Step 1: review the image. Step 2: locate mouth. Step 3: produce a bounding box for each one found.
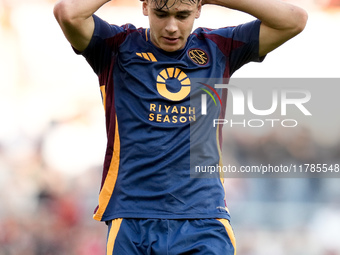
[162,36,180,44]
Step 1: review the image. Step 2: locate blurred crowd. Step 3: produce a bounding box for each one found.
[222,126,340,255]
[1,0,340,254]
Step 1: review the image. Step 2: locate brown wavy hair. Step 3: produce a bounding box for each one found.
[147,0,201,9]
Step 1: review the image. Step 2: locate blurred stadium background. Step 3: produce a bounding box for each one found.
[0,0,340,254]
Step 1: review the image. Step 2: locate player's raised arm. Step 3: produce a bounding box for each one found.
[201,0,308,57]
[53,0,111,52]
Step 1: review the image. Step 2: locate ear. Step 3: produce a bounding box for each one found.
[195,2,202,19]
[142,1,149,16]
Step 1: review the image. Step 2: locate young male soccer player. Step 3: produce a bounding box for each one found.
[54,0,307,254]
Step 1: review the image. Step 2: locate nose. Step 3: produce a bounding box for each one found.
[165,16,178,34]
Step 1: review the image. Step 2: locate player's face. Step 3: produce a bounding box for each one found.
[143,0,201,52]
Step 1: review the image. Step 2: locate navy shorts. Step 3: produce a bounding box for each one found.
[106,218,236,255]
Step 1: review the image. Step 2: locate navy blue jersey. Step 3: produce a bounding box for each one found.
[79,15,263,221]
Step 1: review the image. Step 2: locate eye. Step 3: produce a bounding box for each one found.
[155,12,167,18]
[176,14,189,20]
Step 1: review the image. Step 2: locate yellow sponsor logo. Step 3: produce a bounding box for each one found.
[156,68,191,101]
[149,68,195,124]
[148,103,196,124]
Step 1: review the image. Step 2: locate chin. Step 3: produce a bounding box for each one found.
[161,44,183,53]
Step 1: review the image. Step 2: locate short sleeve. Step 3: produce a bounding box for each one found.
[228,19,265,75]
[75,15,128,75]
[195,19,264,77]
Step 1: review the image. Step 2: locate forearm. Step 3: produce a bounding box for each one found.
[54,0,110,22]
[54,0,111,51]
[202,0,307,31]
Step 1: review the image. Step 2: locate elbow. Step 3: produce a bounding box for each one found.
[53,1,69,24]
[291,8,308,36]
[53,1,79,26]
